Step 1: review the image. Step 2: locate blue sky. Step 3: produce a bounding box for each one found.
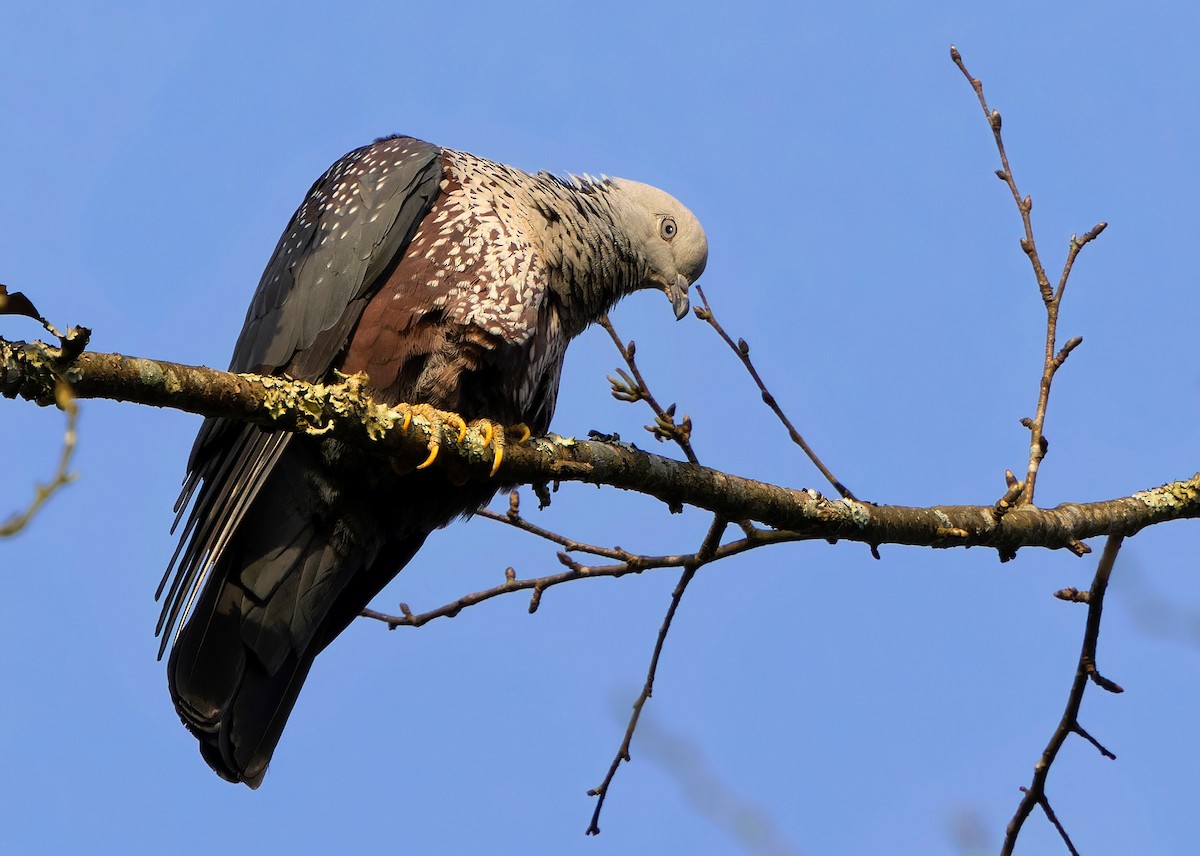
[3,3,1199,854]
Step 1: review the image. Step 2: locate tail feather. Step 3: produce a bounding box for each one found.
[167,438,390,785]
[166,433,495,785]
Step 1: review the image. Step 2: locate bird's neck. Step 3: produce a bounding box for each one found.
[533,178,644,339]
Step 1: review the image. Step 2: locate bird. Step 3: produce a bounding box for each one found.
[156,134,708,787]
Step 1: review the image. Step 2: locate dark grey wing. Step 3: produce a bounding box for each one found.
[155,136,443,654]
[232,135,444,374]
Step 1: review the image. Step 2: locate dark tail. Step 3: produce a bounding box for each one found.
[165,437,427,786]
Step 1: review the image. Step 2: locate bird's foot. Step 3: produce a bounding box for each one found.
[400,403,468,470]
[474,420,532,476]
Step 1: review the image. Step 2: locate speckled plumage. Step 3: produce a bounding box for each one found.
[159,135,707,787]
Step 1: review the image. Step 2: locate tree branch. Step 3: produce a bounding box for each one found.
[4,336,1198,555]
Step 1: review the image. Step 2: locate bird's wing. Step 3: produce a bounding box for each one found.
[232,135,444,375]
[156,136,443,654]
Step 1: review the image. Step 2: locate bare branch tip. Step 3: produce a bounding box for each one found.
[1053,336,1084,369]
[1053,587,1091,603]
[1090,671,1124,694]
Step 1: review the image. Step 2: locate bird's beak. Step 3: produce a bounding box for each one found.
[666,273,690,320]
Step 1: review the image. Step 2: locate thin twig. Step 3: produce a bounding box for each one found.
[1001,534,1124,856]
[1029,790,1081,856]
[587,516,728,835]
[0,381,78,537]
[951,45,1106,507]
[599,316,699,465]
[950,46,1053,303]
[693,286,856,501]
[476,499,635,561]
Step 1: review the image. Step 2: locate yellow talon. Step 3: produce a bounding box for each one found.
[415,407,444,470]
[470,418,503,476]
[416,445,440,469]
[483,422,532,477]
[489,428,505,477]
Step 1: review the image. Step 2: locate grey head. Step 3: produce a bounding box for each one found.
[606,178,708,319]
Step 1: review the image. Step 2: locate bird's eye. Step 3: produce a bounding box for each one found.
[660,217,677,241]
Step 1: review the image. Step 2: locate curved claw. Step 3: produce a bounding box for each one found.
[470,418,504,477]
[415,407,444,470]
[485,422,532,477]
[489,427,506,477]
[416,444,440,470]
[403,404,469,471]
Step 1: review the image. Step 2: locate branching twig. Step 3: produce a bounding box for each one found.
[693,286,856,501]
[1001,534,1124,856]
[951,46,1106,507]
[599,316,699,465]
[597,314,758,822]
[364,489,758,834]
[587,516,728,835]
[360,510,809,629]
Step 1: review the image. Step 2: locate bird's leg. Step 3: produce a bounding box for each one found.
[473,420,532,476]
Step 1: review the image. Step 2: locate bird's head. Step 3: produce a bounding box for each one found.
[607,178,708,319]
